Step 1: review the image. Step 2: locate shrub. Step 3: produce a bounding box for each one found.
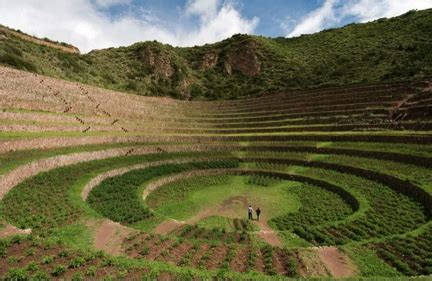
[32,270,49,279]
[26,261,39,272]
[6,268,28,280]
[85,266,97,277]
[51,265,67,277]
[72,272,84,281]
[69,256,86,268]
[0,52,37,72]
[41,255,54,264]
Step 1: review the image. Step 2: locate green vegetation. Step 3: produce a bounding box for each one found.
[1,9,432,99]
[343,245,401,277]
[370,225,432,276]
[197,216,257,232]
[0,151,232,230]
[147,176,299,222]
[146,175,231,211]
[0,16,431,278]
[88,160,239,224]
[0,234,278,280]
[270,182,354,230]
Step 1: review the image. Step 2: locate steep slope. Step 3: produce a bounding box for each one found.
[0,9,431,100]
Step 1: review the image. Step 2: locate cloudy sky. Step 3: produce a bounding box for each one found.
[0,0,431,53]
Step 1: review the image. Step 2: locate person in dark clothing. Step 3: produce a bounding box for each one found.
[256,207,261,221]
[248,205,253,220]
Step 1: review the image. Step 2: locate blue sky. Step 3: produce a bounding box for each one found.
[103,0,319,37]
[0,0,431,52]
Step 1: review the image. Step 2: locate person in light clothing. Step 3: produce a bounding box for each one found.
[248,205,253,220]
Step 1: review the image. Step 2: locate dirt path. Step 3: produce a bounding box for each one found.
[253,218,282,247]
[154,219,185,234]
[316,246,357,278]
[90,219,135,256]
[0,223,31,238]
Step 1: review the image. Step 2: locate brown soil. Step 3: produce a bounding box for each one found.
[190,243,210,267]
[254,248,265,273]
[91,219,135,256]
[297,249,330,278]
[316,246,357,278]
[230,246,249,272]
[0,223,31,238]
[169,243,193,265]
[154,220,184,235]
[253,218,282,247]
[205,245,228,270]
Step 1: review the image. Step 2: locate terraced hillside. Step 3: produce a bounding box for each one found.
[0,65,431,280]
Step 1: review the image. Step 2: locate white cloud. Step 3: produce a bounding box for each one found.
[0,0,258,53]
[342,0,432,22]
[288,0,338,38]
[287,0,432,38]
[93,0,132,8]
[185,0,219,22]
[278,15,297,34]
[181,2,259,46]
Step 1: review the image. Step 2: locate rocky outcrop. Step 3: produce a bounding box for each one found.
[224,40,261,76]
[199,39,261,77]
[139,45,174,78]
[201,52,218,70]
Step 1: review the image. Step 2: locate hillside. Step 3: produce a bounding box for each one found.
[0,9,431,100]
[0,65,431,279]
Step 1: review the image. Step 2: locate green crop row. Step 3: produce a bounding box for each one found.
[87,160,239,225]
[0,151,233,231]
[270,182,353,230]
[371,225,432,276]
[247,175,281,187]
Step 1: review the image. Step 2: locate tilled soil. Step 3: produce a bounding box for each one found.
[91,219,135,256]
[316,246,358,278]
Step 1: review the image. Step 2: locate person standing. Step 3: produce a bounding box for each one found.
[248,205,253,220]
[256,207,261,221]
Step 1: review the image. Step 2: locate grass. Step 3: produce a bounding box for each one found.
[148,176,300,222]
[343,245,401,277]
[48,223,94,250]
[196,216,236,231]
[88,160,239,225]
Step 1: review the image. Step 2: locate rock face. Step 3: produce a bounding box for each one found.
[200,39,261,77]
[140,45,174,78]
[225,40,261,76]
[176,78,193,100]
[201,53,218,70]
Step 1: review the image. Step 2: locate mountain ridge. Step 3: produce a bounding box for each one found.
[0,9,431,100]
